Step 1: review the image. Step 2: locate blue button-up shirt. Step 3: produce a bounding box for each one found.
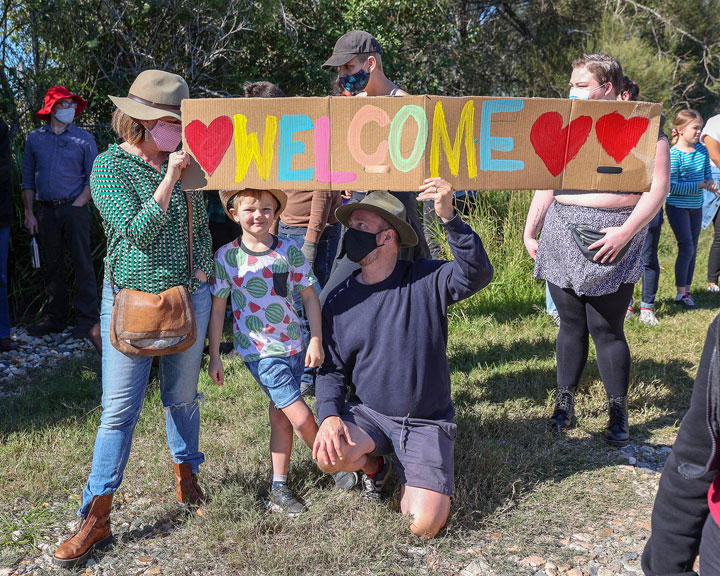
[21,123,98,202]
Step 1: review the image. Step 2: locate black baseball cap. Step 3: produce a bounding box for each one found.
[322,30,382,69]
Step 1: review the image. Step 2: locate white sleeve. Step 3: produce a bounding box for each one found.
[701,115,720,169]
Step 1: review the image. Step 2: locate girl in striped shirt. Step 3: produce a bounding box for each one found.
[666,110,717,309]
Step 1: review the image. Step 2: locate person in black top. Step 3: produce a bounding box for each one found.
[313,178,493,538]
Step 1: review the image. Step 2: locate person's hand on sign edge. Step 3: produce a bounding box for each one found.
[588,226,633,264]
[418,177,455,222]
[312,416,356,467]
[165,150,191,184]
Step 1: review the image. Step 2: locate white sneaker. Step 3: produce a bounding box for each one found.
[639,309,660,326]
[708,284,720,293]
[625,307,635,320]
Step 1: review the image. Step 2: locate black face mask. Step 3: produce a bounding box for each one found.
[341,227,387,263]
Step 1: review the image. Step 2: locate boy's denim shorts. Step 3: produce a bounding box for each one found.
[244,353,304,409]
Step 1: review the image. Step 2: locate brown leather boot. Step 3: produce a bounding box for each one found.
[53,494,113,568]
[174,462,206,507]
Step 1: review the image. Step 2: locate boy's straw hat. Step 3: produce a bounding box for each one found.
[218,189,287,219]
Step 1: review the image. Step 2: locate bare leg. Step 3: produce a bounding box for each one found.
[268,402,293,476]
[280,398,318,449]
[400,485,451,538]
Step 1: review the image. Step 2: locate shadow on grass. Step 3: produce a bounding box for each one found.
[449,331,695,415]
[0,353,102,436]
[448,408,680,535]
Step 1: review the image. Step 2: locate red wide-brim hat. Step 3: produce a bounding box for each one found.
[36,86,86,119]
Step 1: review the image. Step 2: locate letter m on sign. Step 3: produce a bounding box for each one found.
[430,100,477,179]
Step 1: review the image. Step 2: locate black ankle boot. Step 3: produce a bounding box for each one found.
[605,395,629,446]
[549,388,576,431]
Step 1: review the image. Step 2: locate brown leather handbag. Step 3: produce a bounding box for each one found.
[109,192,197,356]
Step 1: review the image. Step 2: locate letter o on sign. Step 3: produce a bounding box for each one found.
[389,105,428,173]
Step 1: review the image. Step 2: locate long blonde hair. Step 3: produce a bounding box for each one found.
[671,109,703,146]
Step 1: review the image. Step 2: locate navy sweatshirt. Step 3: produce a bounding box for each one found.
[315,213,493,424]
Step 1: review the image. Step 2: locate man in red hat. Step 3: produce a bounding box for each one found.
[21,86,99,338]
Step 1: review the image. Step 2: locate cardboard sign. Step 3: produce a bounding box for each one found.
[181,96,662,192]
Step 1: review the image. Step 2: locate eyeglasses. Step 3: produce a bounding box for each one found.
[57,101,78,109]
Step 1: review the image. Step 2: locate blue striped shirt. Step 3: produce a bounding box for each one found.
[667,143,712,209]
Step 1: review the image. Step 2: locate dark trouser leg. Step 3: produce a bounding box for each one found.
[585,283,634,398]
[640,208,663,308]
[37,205,68,325]
[666,204,695,288]
[63,205,99,328]
[710,207,720,283]
[422,200,444,259]
[548,282,589,392]
[687,208,703,287]
[390,192,431,260]
[314,222,340,288]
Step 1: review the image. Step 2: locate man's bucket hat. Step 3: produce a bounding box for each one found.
[36,86,86,120]
[335,191,418,247]
[322,30,382,69]
[109,70,188,122]
[218,189,287,220]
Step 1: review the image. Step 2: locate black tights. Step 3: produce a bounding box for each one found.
[548,282,634,398]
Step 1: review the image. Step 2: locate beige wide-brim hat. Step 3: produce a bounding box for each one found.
[218,189,288,220]
[335,191,418,247]
[109,70,188,121]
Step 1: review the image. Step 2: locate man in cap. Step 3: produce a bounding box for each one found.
[313,177,493,538]
[320,30,433,299]
[21,86,99,339]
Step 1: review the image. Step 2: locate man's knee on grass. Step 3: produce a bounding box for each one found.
[402,488,451,539]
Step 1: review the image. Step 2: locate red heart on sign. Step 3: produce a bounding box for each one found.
[595,112,650,163]
[185,116,233,176]
[530,112,593,177]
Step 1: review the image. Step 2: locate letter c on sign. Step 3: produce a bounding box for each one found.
[347,105,390,168]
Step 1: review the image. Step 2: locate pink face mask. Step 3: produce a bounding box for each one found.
[148,120,182,152]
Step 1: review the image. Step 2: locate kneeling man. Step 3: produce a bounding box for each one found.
[313,179,493,538]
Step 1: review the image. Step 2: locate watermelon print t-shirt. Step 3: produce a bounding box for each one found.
[210,236,316,362]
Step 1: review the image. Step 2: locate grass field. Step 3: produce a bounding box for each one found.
[1,193,717,575]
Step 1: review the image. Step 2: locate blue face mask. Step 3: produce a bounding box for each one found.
[339,68,370,95]
[568,83,606,99]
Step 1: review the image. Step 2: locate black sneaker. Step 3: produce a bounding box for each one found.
[69,325,95,339]
[676,293,698,310]
[27,319,66,337]
[266,485,304,517]
[361,455,393,501]
[332,470,359,490]
[300,382,315,398]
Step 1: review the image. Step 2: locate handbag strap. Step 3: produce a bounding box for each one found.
[186,191,193,285]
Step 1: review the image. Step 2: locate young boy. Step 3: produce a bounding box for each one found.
[208,188,323,516]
